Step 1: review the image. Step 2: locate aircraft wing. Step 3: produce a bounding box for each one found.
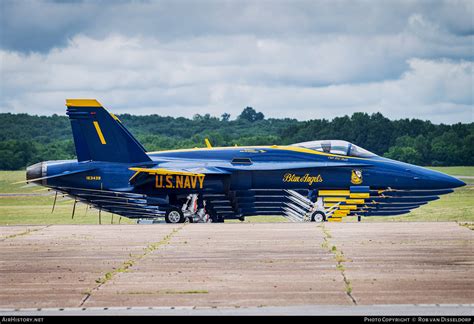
[128,166,231,186]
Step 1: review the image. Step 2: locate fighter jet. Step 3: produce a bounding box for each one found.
[25,99,465,223]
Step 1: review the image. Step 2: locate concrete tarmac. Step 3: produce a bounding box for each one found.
[0,222,472,314]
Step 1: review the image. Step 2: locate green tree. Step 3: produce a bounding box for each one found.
[221,113,231,121]
[238,107,265,122]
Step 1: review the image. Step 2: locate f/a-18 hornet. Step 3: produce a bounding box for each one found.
[26,99,465,223]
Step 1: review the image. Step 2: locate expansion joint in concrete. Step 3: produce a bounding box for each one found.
[79,224,185,307]
[0,225,50,242]
[318,224,357,305]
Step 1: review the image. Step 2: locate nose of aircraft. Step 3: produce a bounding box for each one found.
[415,168,466,189]
[437,173,466,189]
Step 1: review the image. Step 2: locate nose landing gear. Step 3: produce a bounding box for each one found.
[311,211,326,222]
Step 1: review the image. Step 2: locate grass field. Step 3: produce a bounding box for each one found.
[0,171,134,225]
[0,167,473,225]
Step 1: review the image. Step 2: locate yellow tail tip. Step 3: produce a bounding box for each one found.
[66,99,102,107]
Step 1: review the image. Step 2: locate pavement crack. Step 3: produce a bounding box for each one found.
[79,225,185,307]
[318,224,357,305]
[0,225,50,242]
[458,222,474,231]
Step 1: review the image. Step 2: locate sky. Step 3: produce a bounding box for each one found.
[0,0,473,123]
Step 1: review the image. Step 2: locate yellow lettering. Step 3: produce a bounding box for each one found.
[197,175,205,189]
[184,176,191,189]
[153,174,206,190]
[176,176,183,188]
[166,175,173,188]
[190,176,197,189]
[86,176,101,181]
[282,173,323,184]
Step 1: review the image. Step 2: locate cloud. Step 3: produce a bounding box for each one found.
[1,33,472,123]
[0,0,472,123]
[1,0,473,53]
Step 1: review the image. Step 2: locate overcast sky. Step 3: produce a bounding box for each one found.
[0,0,472,123]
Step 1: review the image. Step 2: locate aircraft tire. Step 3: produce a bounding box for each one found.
[165,208,185,223]
[311,211,326,222]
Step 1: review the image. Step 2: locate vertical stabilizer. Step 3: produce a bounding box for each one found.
[66,99,151,163]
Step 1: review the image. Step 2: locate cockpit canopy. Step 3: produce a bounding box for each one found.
[291,140,376,158]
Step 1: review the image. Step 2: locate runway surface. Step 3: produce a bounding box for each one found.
[0,222,472,314]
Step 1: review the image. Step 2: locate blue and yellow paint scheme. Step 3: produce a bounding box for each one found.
[25,99,465,223]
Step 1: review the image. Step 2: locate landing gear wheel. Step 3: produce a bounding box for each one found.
[165,207,185,223]
[311,211,326,222]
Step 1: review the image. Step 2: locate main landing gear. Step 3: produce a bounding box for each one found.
[164,207,185,223]
[165,194,223,223]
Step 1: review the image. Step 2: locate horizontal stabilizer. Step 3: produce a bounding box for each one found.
[23,168,97,184]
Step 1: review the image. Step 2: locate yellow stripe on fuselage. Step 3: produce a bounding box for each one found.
[93,121,106,144]
[148,145,370,160]
[129,167,204,177]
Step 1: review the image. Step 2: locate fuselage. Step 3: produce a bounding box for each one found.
[29,145,465,194]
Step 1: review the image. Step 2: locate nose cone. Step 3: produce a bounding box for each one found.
[438,174,466,189]
[416,168,466,189]
[26,162,45,181]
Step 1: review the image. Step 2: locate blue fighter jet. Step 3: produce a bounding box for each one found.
[25,99,465,223]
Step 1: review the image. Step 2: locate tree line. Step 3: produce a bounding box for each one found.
[0,107,472,170]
